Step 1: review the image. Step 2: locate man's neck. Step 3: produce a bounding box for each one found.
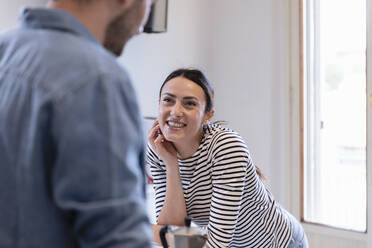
[46,0,110,44]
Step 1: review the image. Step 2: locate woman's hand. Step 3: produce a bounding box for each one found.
[148,120,178,166]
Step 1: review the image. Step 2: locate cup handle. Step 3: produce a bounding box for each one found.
[159,225,169,248]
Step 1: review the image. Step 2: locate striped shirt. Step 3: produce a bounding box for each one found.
[147,124,291,248]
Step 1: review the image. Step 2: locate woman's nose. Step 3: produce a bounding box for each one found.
[170,102,183,117]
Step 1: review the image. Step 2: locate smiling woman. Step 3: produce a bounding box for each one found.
[146,68,308,248]
[156,75,213,157]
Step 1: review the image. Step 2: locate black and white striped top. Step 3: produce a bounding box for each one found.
[147,124,291,248]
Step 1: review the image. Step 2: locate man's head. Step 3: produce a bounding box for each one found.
[49,0,152,56]
[104,0,151,56]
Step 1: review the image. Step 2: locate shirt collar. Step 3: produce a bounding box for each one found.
[19,7,100,45]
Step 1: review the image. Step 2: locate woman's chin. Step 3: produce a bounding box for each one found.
[164,134,183,143]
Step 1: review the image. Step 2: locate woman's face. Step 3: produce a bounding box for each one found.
[158,76,211,144]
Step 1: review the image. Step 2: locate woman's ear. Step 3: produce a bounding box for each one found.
[203,109,215,125]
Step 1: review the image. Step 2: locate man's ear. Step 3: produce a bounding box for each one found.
[203,109,215,125]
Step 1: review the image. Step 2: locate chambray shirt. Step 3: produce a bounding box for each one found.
[0,8,151,248]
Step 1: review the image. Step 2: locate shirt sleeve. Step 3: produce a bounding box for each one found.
[51,73,151,248]
[146,145,166,220]
[207,131,251,248]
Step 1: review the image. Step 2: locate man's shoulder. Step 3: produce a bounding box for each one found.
[0,26,132,103]
[1,25,122,72]
[48,31,123,75]
[39,30,129,93]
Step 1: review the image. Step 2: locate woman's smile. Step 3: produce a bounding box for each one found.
[166,120,187,130]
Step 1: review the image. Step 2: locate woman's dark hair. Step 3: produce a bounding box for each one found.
[159,68,214,113]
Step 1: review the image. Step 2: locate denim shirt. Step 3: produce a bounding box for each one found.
[0,8,151,248]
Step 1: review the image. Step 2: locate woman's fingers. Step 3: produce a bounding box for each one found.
[150,119,159,130]
[148,125,158,140]
[148,122,160,141]
[148,120,176,161]
[148,124,161,150]
[154,132,165,145]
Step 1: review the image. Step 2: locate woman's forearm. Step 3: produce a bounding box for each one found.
[157,162,187,226]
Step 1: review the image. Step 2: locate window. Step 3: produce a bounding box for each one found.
[302,0,367,232]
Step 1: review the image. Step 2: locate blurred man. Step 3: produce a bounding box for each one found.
[0,0,153,247]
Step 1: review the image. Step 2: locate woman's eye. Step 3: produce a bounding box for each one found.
[162,97,172,103]
[185,101,197,107]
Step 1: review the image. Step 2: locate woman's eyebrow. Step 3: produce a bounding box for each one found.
[183,96,199,101]
[161,93,176,97]
[162,93,199,101]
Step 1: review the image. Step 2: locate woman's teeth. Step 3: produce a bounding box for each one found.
[167,121,186,128]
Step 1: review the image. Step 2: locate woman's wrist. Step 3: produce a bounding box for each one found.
[164,159,179,170]
[165,165,180,179]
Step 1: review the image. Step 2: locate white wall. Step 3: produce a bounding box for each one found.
[122,0,292,207]
[0,0,45,32]
[208,0,291,206]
